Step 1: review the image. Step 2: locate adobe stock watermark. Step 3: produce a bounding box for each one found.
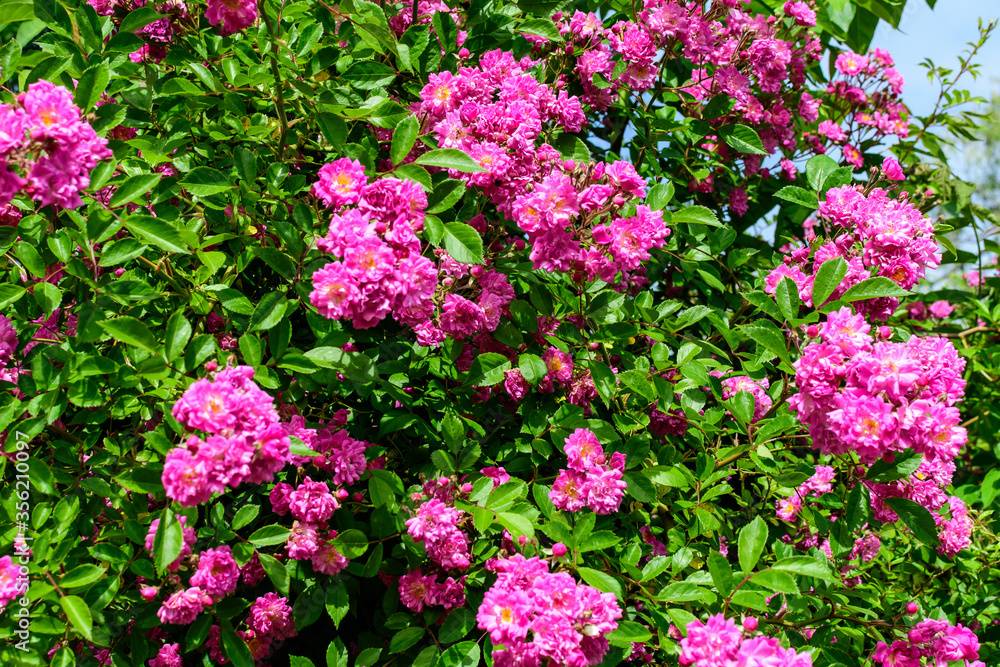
[10,430,33,652]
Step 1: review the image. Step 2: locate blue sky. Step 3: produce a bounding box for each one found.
[872,0,1000,173]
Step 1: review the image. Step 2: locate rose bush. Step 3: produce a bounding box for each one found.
[0,0,998,665]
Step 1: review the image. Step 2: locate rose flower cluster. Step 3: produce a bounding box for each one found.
[477,554,622,666]
[767,185,940,321]
[0,80,111,209]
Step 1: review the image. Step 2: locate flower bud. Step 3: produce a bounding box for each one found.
[470,265,484,278]
[336,488,349,501]
[551,542,567,557]
[905,602,919,615]
[743,616,759,633]
[140,586,159,601]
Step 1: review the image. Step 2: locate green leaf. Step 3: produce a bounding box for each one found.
[707,551,735,595]
[119,6,163,32]
[426,179,466,214]
[738,516,767,574]
[806,154,839,192]
[248,525,292,546]
[232,505,259,530]
[0,39,21,86]
[221,622,255,667]
[74,62,110,113]
[442,222,484,264]
[750,569,798,594]
[332,529,369,559]
[466,352,509,386]
[164,312,192,361]
[742,323,790,364]
[775,186,819,209]
[607,620,653,644]
[884,497,940,546]
[718,124,767,155]
[577,567,624,600]
[771,556,838,582]
[123,215,189,254]
[519,17,562,42]
[774,278,801,321]
[153,509,184,573]
[518,353,547,384]
[647,182,675,210]
[391,115,419,165]
[182,167,232,196]
[618,369,656,401]
[355,648,383,667]
[671,205,721,227]
[0,284,26,308]
[439,607,476,644]
[59,595,93,640]
[99,239,147,267]
[395,163,433,191]
[303,346,376,383]
[496,511,534,540]
[343,61,396,89]
[248,292,288,332]
[415,148,488,173]
[13,241,45,278]
[258,552,290,596]
[866,450,923,483]
[99,317,159,354]
[840,277,909,301]
[811,257,848,307]
[326,582,350,630]
[983,469,1000,508]
[60,564,105,588]
[389,627,425,653]
[436,642,480,667]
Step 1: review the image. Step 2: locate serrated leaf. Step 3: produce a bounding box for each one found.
[840,276,909,301]
[123,215,189,254]
[719,124,767,155]
[518,17,562,41]
[671,205,720,226]
[248,292,287,332]
[738,516,767,574]
[806,154,839,192]
[153,509,183,574]
[99,317,159,354]
[811,256,848,307]
[775,186,819,209]
[389,627,424,653]
[866,450,923,483]
[182,167,232,196]
[390,115,419,165]
[518,353,547,384]
[884,497,940,546]
[248,525,292,546]
[75,62,110,113]
[442,222,484,264]
[415,148,488,173]
[59,596,93,640]
[750,569,798,594]
[343,61,396,89]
